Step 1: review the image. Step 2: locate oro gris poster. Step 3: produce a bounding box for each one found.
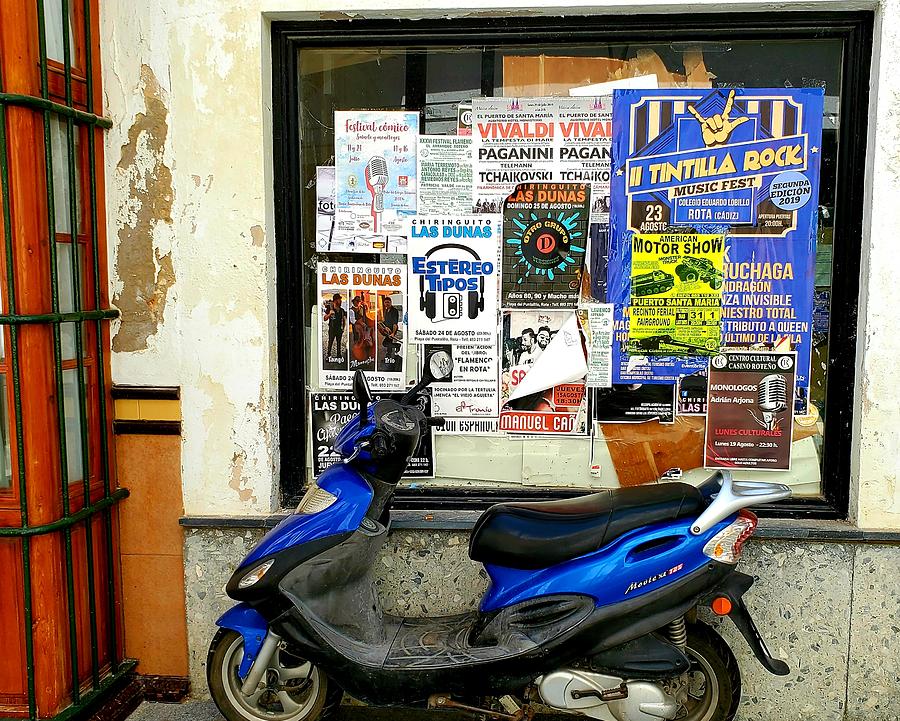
[608,87,823,411]
[704,351,797,471]
[317,262,406,391]
[406,215,501,345]
[502,182,590,309]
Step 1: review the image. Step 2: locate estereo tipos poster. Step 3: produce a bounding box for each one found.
[406,215,501,345]
[705,351,797,471]
[310,391,434,477]
[609,87,823,411]
[317,262,406,390]
[419,344,500,435]
[501,182,590,309]
[627,232,725,355]
[334,111,419,236]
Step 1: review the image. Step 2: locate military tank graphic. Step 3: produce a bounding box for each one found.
[674,256,724,290]
[632,270,675,297]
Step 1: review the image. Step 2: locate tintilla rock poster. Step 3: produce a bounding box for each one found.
[609,88,823,411]
[501,183,590,309]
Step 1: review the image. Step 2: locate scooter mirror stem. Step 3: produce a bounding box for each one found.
[353,370,373,427]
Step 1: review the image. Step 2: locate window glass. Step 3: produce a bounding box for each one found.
[49,117,81,236]
[42,0,76,65]
[62,368,85,485]
[0,375,10,490]
[297,39,843,500]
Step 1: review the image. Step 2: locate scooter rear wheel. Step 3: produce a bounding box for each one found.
[675,623,742,721]
[208,629,343,721]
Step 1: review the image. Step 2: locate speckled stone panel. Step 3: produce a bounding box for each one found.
[185,528,896,719]
[846,545,900,720]
[701,541,853,721]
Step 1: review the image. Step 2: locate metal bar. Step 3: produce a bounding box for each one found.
[0,93,112,128]
[0,308,118,323]
[36,0,81,705]
[61,0,99,688]
[0,489,129,537]
[0,46,38,721]
[82,0,120,671]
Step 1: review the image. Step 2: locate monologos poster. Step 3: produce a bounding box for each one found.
[406,216,501,344]
[705,351,797,471]
[317,262,406,390]
[420,344,500,435]
[334,111,419,236]
[500,310,588,435]
[609,88,823,411]
[417,136,473,215]
[310,392,434,477]
[502,182,590,309]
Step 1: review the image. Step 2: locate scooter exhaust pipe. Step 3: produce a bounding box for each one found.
[240,630,281,696]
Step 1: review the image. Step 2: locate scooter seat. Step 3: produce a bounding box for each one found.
[469,483,703,570]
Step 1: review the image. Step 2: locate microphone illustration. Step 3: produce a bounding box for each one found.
[364,156,389,233]
[753,373,788,430]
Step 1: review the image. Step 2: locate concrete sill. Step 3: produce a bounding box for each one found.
[180,511,900,543]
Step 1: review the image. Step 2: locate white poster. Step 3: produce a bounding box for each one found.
[316,167,405,253]
[417,136,473,215]
[334,111,419,236]
[472,97,558,213]
[555,97,613,224]
[317,262,407,390]
[406,215,501,345]
[578,303,614,387]
[419,344,500,435]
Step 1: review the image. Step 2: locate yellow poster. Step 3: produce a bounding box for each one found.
[627,233,725,355]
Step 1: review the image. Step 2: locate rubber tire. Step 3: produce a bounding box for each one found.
[684,622,742,721]
[207,629,343,721]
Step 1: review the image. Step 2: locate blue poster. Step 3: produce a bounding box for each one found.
[608,88,824,412]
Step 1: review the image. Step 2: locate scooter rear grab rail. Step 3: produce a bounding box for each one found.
[690,470,792,535]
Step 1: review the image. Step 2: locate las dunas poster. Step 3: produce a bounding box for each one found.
[608,87,823,413]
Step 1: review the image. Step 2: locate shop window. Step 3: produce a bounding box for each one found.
[273,14,872,519]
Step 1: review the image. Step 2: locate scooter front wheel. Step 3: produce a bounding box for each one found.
[207,629,342,721]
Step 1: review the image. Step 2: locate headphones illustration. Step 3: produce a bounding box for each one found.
[418,243,486,321]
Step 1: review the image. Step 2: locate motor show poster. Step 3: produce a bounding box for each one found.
[608,88,823,412]
[704,351,797,471]
[417,136,474,215]
[501,182,590,309]
[317,262,406,391]
[406,215,501,344]
[627,233,725,355]
[310,392,434,477]
[334,111,419,236]
[500,310,588,435]
[419,344,500,435]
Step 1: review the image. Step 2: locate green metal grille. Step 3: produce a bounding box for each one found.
[0,1,132,719]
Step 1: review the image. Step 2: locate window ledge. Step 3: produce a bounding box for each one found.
[180,512,900,543]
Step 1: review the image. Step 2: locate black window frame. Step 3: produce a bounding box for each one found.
[272,11,873,520]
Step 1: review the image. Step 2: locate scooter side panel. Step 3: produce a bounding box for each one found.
[240,464,373,569]
[479,514,736,612]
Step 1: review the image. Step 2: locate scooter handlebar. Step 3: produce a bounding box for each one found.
[426,417,446,428]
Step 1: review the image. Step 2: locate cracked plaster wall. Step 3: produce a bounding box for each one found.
[101,0,900,526]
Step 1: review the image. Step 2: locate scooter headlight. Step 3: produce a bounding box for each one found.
[296,483,338,514]
[238,558,275,589]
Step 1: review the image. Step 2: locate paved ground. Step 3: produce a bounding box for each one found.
[129,700,566,720]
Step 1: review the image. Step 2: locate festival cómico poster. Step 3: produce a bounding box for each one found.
[704,351,797,471]
[501,182,590,309]
[406,215,501,345]
[609,88,823,411]
[334,111,419,236]
[317,262,407,391]
[627,232,725,355]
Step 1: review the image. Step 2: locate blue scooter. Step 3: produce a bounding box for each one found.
[208,352,792,721]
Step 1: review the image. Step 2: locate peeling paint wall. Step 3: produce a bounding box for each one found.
[101,0,898,527]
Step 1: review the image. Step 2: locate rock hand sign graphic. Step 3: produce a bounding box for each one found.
[687,89,750,147]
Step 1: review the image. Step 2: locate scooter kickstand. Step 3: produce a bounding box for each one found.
[428,694,534,721]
